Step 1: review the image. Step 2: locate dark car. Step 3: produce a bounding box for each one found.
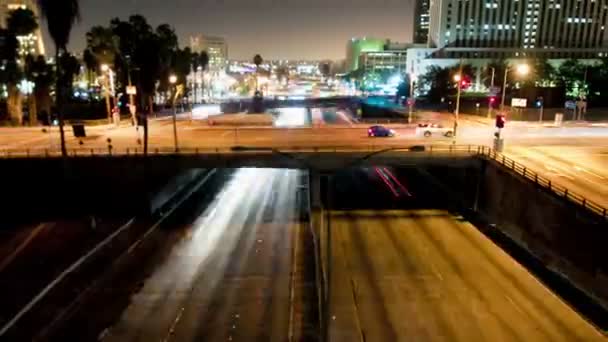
[368,125,395,137]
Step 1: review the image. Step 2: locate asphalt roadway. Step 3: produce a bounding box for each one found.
[325,168,606,342]
[101,168,311,342]
[2,114,607,209]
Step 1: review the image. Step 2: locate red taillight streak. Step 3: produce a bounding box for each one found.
[375,167,399,197]
[383,167,412,196]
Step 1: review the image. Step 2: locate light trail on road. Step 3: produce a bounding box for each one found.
[102,168,306,341]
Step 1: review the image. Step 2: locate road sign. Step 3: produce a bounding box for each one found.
[565,100,576,109]
[489,86,500,95]
[511,98,527,108]
[126,85,137,95]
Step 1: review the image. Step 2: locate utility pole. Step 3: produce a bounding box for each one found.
[500,67,508,112]
[408,74,414,123]
[454,59,463,138]
[487,67,495,118]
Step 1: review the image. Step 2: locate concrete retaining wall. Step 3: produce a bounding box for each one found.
[0,158,204,221]
[478,160,608,308]
[423,159,608,309]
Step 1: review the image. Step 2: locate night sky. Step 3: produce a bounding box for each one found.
[45,0,413,61]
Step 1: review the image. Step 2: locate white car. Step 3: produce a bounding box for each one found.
[418,123,454,138]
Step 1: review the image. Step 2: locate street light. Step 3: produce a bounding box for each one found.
[408,73,416,124]
[453,65,463,138]
[500,63,529,112]
[169,74,179,152]
[100,64,115,124]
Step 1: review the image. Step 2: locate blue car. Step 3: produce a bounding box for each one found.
[368,125,395,137]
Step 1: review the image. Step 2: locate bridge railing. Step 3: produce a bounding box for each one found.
[0,144,482,158]
[1,144,605,219]
[478,146,607,219]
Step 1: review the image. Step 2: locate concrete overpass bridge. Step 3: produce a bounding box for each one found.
[220,96,363,114]
[0,144,482,172]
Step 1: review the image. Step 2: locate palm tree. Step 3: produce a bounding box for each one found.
[36,0,80,157]
[5,8,38,125]
[190,52,200,103]
[25,55,54,125]
[6,8,38,36]
[85,26,117,67]
[253,54,263,91]
[199,51,209,100]
[82,48,97,88]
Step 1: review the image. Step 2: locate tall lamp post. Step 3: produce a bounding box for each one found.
[100,64,115,124]
[169,74,179,152]
[500,63,530,112]
[487,67,495,118]
[408,73,416,124]
[453,73,463,138]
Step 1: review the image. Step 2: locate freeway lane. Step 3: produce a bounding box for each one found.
[3,116,608,152]
[505,146,608,208]
[102,168,310,342]
[326,168,606,341]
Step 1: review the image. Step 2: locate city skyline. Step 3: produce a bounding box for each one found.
[37,0,414,61]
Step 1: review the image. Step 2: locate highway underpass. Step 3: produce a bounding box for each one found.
[0,148,607,341]
[320,168,606,342]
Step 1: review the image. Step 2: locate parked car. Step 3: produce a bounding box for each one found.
[418,123,454,137]
[368,125,395,137]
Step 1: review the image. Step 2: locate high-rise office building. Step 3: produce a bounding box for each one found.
[346,37,387,71]
[0,0,45,56]
[428,0,608,58]
[190,35,228,71]
[413,0,431,44]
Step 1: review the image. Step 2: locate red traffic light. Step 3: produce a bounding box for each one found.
[489,96,496,103]
[495,114,506,128]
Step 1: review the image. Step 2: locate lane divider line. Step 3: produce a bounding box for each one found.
[0,169,217,338]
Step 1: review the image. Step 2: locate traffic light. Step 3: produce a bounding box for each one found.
[495,114,506,129]
[489,96,496,106]
[535,96,544,108]
[459,79,470,89]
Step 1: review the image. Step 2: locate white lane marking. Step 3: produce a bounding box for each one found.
[162,307,185,342]
[505,294,525,316]
[544,165,575,180]
[0,223,51,273]
[573,165,607,180]
[0,218,135,337]
[429,262,444,281]
[288,223,299,342]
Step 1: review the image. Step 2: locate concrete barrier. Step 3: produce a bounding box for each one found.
[422,159,608,312]
[478,160,608,309]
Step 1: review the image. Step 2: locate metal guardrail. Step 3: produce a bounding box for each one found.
[477,146,608,220]
[0,144,482,158]
[1,144,605,219]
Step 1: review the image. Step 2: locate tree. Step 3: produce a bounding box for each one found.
[82,48,97,87]
[6,8,38,36]
[557,59,586,98]
[253,54,263,91]
[156,24,178,93]
[85,25,117,67]
[198,51,209,99]
[24,54,54,125]
[57,53,80,99]
[529,58,557,87]
[319,62,331,79]
[4,8,39,124]
[36,0,81,157]
[419,64,474,102]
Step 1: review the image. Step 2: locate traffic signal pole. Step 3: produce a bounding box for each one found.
[454,59,463,138]
[487,67,495,118]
